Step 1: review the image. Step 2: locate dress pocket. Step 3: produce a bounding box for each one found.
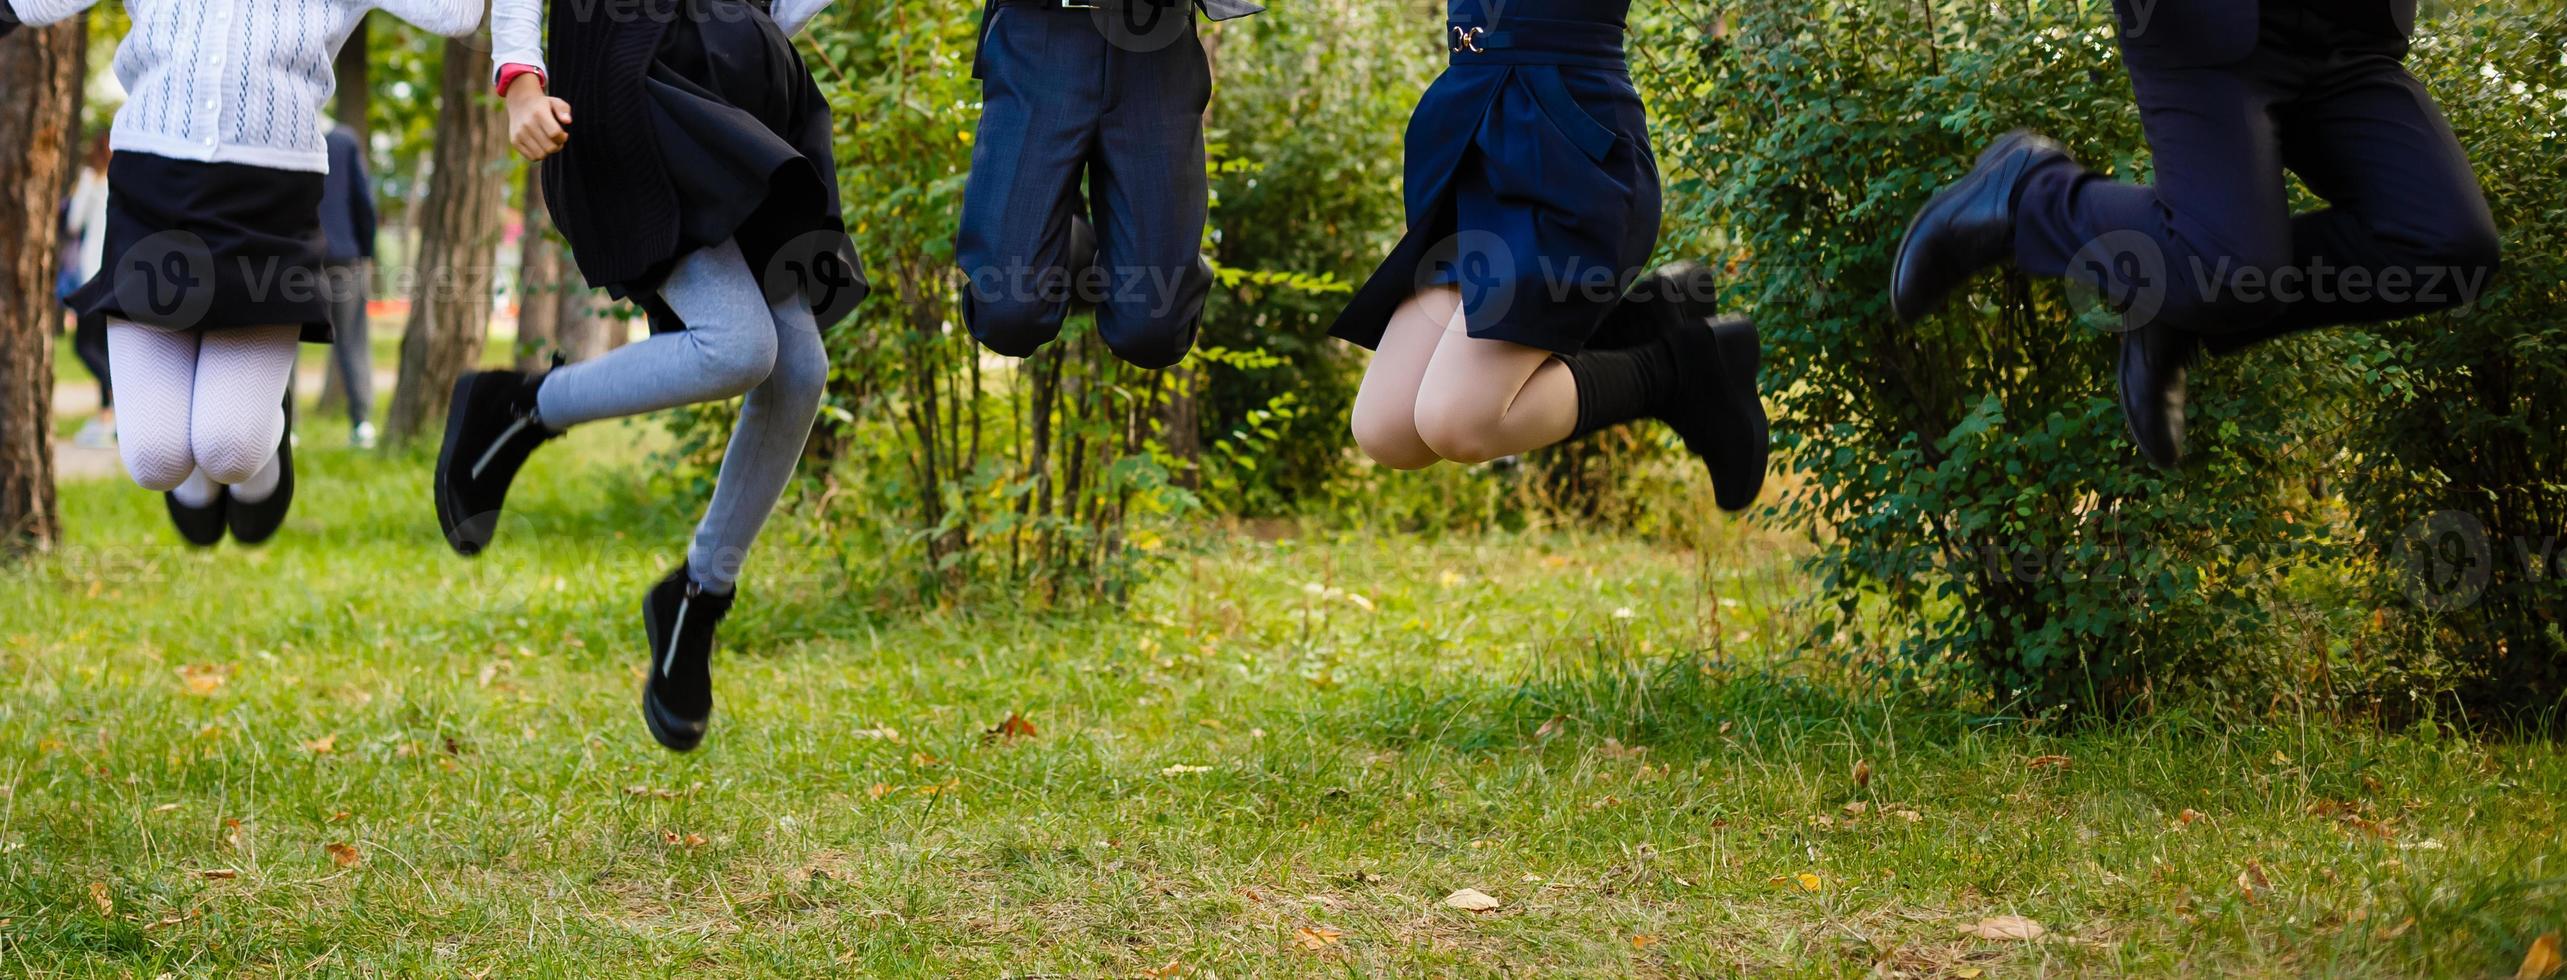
[1524,67,1620,164]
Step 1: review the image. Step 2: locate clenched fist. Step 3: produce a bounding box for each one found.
[504,74,574,161]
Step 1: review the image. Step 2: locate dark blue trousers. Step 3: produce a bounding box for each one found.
[2014,4,2498,355]
[956,2,1217,370]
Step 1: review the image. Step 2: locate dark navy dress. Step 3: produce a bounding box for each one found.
[1330,0,1661,356]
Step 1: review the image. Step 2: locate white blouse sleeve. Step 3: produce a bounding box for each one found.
[770,0,832,37]
[487,0,548,83]
[371,0,486,38]
[5,0,104,27]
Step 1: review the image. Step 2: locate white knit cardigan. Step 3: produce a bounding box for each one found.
[4,0,485,173]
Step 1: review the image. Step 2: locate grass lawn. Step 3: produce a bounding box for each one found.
[1,431,2562,976]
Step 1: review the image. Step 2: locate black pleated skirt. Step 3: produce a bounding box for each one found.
[71,152,333,343]
[548,0,866,333]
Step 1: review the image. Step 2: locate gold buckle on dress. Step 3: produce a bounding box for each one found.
[1451,26,1486,54]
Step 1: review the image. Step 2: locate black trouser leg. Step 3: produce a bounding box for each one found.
[72,309,112,409]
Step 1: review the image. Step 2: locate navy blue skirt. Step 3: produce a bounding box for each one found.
[1330,1,1660,355]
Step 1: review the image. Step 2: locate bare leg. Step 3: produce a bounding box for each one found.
[1348,287,1459,470]
[1412,312,1578,465]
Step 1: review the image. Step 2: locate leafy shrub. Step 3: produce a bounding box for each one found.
[2347,4,2567,724]
[1685,2,2366,714]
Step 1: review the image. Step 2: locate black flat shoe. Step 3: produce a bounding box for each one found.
[225,425,295,546]
[641,564,733,753]
[1891,130,2071,324]
[164,490,226,548]
[1663,316,1771,512]
[1589,262,1723,351]
[2119,325,2198,470]
[434,369,558,556]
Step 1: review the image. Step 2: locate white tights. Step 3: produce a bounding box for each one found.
[106,321,298,500]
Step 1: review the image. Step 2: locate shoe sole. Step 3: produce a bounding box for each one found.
[1891,131,2043,324]
[433,373,488,557]
[1710,317,1770,513]
[639,594,707,753]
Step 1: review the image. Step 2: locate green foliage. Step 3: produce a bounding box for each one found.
[1685,2,2361,714]
[1196,0,1440,512]
[2346,4,2567,722]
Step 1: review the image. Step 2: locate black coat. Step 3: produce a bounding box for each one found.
[2110,0,2417,67]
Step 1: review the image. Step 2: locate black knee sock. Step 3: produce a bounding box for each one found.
[1563,339,1679,439]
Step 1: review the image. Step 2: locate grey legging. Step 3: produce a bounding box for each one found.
[535,239,827,593]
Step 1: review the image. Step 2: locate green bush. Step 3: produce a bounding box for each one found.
[1686,2,2364,714]
[2348,4,2567,723]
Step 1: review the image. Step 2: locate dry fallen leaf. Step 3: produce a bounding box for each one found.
[1444,888,1502,912]
[176,664,231,697]
[1961,915,2046,941]
[985,712,1038,742]
[1598,738,1648,760]
[1141,960,1184,979]
[1853,759,1872,788]
[1630,934,1658,949]
[325,842,362,868]
[2238,859,2273,905]
[1894,809,1923,823]
[1162,764,1214,776]
[1534,715,1569,742]
[1769,873,1823,893]
[2520,933,2563,980]
[852,725,901,741]
[2026,755,2072,771]
[2178,808,2205,826]
[1843,801,1870,816]
[866,783,896,800]
[88,882,112,917]
[196,869,238,880]
[1295,925,1345,949]
[303,733,338,755]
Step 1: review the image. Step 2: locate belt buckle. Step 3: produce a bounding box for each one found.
[1060,0,1103,8]
[1451,25,1486,54]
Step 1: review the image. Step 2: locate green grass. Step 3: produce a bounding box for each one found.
[1,434,2562,976]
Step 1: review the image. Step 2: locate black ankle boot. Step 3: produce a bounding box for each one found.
[435,369,559,556]
[1661,316,1772,512]
[165,490,226,548]
[1588,262,1723,351]
[226,409,296,546]
[641,564,733,753]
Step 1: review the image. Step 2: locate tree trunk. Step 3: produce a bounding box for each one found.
[0,21,81,558]
[386,28,504,447]
[319,16,372,415]
[513,165,561,372]
[334,14,371,145]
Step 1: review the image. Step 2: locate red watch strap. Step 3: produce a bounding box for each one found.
[495,64,548,98]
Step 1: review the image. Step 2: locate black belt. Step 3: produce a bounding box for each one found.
[1445,19,1627,70]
